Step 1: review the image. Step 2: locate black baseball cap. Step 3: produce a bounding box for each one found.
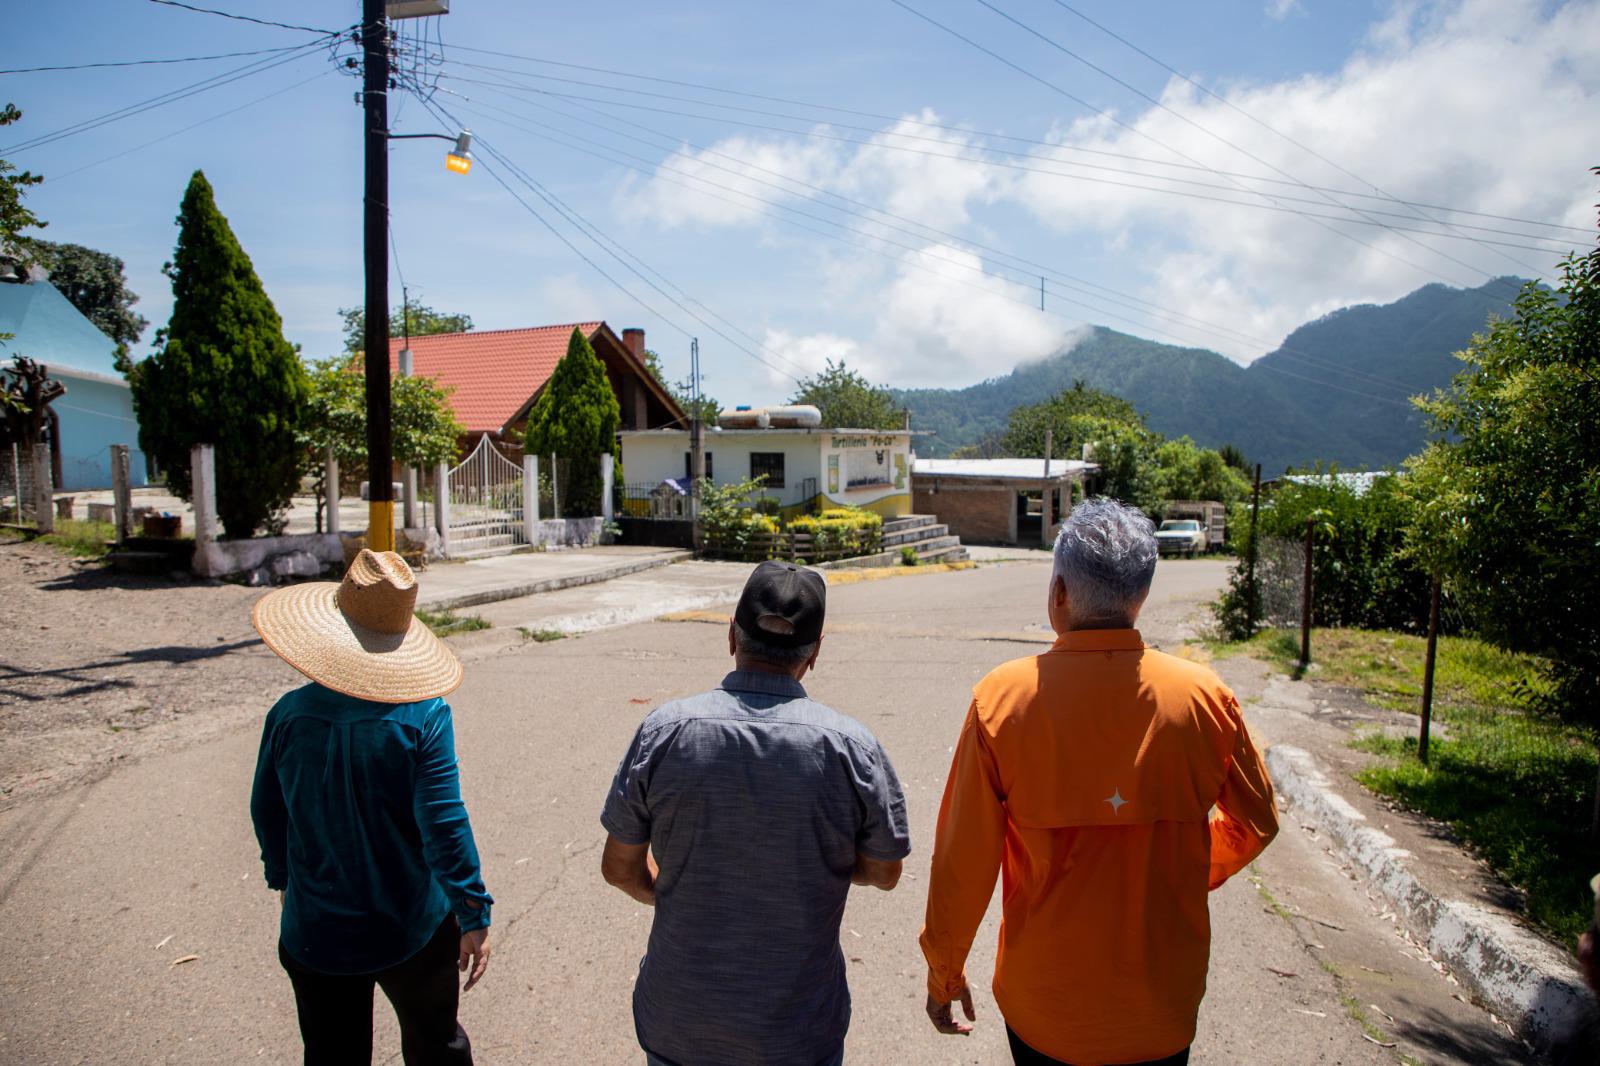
[734,561,827,647]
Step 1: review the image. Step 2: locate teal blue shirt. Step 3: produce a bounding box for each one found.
[250,683,492,975]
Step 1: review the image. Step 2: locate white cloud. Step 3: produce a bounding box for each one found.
[1266,0,1303,21]
[1017,0,1600,360]
[762,244,1080,390]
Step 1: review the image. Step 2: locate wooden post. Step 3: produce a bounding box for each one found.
[31,443,53,534]
[1041,429,1054,548]
[1245,463,1262,632]
[1419,573,1441,765]
[191,443,217,544]
[111,444,131,545]
[1300,517,1314,665]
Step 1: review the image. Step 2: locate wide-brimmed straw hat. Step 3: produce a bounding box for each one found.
[252,549,463,703]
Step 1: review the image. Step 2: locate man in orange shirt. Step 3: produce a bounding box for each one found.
[920,498,1279,1066]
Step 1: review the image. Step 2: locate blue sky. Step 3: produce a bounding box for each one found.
[5,0,1596,405]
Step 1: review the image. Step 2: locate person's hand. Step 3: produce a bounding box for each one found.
[459,928,490,991]
[926,981,976,1035]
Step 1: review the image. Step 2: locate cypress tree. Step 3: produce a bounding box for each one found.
[521,327,620,515]
[132,170,307,537]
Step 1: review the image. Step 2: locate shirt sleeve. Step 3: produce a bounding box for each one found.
[249,706,288,891]
[920,699,1007,1002]
[1208,698,1280,890]
[854,739,912,862]
[414,701,494,932]
[600,722,654,845]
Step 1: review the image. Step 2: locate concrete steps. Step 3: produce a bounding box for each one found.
[880,515,969,565]
[446,532,519,560]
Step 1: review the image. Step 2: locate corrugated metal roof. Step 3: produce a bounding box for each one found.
[913,458,1096,481]
[387,322,603,434]
[0,280,121,379]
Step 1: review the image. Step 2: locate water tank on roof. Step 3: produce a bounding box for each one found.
[764,404,823,428]
[719,407,771,429]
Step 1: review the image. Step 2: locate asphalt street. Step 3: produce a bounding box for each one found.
[0,558,1518,1064]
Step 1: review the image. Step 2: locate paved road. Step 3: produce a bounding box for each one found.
[0,558,1517,1063]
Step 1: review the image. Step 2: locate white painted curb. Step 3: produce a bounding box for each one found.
[1265,744,1593,1055]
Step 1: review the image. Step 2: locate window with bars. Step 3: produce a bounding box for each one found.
[749,452,786,488]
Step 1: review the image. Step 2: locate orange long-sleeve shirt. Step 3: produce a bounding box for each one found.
[920,629,1278,1065]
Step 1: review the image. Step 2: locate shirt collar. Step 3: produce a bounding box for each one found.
[1050,628,1146,653]
[719,669,808,699]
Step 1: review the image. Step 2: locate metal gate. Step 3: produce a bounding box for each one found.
[441,436,524,556]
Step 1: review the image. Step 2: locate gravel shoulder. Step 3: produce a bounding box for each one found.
[0,538,296,810]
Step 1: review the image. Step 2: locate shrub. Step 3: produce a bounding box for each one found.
[790,507,882,559]
[900,545,919,566]
[1211,470,1440,639]
[752,496,781,516]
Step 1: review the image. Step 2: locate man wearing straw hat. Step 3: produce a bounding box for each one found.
[250,549,493,1065]
[599,560,912,1066]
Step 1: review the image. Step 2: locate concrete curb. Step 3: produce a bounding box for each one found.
[418,551,692,612]
[1265,744,1591,1056]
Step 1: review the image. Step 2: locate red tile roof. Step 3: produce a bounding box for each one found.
[387,322,603,434]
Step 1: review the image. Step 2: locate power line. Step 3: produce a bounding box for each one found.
[433,68,1572,256]
[966,0,1540,286]
[2,41,334,155]
[0,45,306,75]
[435,85,1448,398]
[144,0,340,35]
[887,0,1488,288]
[440,93,1417,406]
[47,70,332,181]
[439,42,1589,237]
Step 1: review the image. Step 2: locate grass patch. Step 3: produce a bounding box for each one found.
[1225,626,1599,946]
[414,608,490,637]
[518,627,567,643]
[3,518,118,557]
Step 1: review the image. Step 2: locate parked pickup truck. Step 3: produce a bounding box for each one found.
[1155,519,1207,556]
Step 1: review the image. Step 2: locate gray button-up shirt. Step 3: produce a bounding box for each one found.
[602,670,912,1066]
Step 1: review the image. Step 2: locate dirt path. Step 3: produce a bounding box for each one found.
[0,539,295,809]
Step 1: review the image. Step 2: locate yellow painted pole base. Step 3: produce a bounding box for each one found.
[367,499,395,553]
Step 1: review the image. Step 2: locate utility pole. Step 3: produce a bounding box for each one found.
[362,0,394,553]
[1041,428,1054,548]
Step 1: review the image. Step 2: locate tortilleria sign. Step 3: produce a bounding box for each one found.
[831,435,899,448]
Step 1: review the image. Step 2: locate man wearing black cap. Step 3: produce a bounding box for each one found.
[599,561,911,1066]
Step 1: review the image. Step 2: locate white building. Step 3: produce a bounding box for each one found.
[618,416,915,519]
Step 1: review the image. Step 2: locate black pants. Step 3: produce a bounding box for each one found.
[1007,1025,1189,1066]
[279,916,473,1066]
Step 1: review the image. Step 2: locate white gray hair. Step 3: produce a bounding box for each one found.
[1051,498,1158,628]
[733,622,818,668]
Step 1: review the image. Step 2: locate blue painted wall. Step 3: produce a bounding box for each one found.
[0,280,148,491]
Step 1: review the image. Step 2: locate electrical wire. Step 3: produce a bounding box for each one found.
[436,90,1415,405]
[966,0,1543,285]
[432,68,1573,256]
[435,84,1440,399]
[0,45,308,75]
[887,0,1496,288]
[144,0,340,35]
[2,39,337,156]
[440,42,1589,237]
[46,69,332,181]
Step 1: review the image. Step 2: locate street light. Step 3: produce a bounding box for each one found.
[446,130,473,174]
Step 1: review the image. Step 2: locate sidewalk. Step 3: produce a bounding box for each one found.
[415,545,690,611]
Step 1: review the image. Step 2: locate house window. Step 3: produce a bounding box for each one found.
[684,451,713,480]
[750,452,786,488]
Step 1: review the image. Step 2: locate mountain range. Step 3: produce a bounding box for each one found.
[894,277,1527,473]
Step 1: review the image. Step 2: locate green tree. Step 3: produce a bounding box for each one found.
[298,354,464,531]
[0,104,44,252]
[1218,443,1251,475]
[520,327,621,515]
[1408,201,1600,720]
[643,347,719,424]
[30,241,148,373]
[340,301,473,353]
[789,358,902,430]
[998,380,1144,458]
[131,170,307,537]
[1148,436,1251,510]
